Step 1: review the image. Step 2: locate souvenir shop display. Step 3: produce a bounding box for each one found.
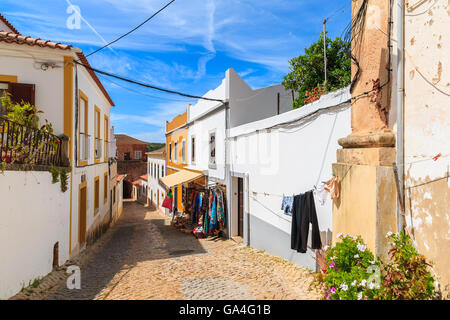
[170,182,227,239]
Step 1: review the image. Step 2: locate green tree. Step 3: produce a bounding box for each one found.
[282,33,351,109]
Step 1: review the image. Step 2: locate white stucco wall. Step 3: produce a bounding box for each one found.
[187,72,228,181]
[0,170,70,299]
[69,62,113,256]
[228,88,351,269]
[229,69,297,127]
[147,156,167,212]
[0,44,66,135]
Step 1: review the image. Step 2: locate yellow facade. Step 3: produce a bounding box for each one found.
[165,110,188,212]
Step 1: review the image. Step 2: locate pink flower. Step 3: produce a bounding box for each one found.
[330,287,336,294]
[329,262,335,268]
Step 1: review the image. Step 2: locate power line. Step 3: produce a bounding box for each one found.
[85,0,176,58]
[98,74,199,103]
[73,60,225,103]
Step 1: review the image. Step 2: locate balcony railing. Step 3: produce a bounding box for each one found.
[80,132,90,161]
[104,140,110,159]
[0,116,63,166]
[95,137,102,160]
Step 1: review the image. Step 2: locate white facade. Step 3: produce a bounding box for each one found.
[0,171,70,299]
[229,88,351,270]
[0,25,115,298]
[147,151,168,214]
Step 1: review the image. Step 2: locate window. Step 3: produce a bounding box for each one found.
[135,151,142,160]
[174,142,178,163]
[113,186,116,204]
[124,152,131,160]
[0,83,8,116]
[161,165,164,177]
[104,116,109,161]
[182,140,186,163]
[157,164,160,179]
[0,80,35,116]
[149,162,152,178]
[169,143,172,162]
[94,176,100,215]
[94,107,101,161]
[191,136,196,164]
[104,172,108,204]
[78,90,89,164]
[209,132,216,167]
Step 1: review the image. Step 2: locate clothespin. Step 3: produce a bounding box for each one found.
[432,153,441,161]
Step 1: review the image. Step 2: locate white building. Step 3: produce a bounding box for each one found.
[0,16,116,298]
[146,147,168,215]
[184,68,351,270]
[229,88,351,270]
[185,68,299,238]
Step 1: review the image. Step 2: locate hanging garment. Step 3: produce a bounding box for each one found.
[162,195,173,211]
[209,192,217,234]
[281,195,294,216]
[291,194,303,251]
[316,182,328,206]
[298,191,322,253]
[216,189,226,230]
[324,176,340,200]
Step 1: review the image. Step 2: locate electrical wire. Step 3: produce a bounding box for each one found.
[73,59,225,103]
[84,0,176,58]
[98,74,199,103]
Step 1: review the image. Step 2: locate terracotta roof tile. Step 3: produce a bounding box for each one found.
[0,31,72,50]
[0,13,20,34]
[114,134,149,145]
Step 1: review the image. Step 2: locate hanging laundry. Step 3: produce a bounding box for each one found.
[162,193,173,211]
[291,191,322,253]
[216,189,226,230]
[324,176,340,200]
[316,182,328,206]
[281,195,294,216]
[291,193,303,251]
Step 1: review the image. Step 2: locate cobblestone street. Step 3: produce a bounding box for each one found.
[14,201,320,300]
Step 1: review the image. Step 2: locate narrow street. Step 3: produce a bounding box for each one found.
[28,201,319,300]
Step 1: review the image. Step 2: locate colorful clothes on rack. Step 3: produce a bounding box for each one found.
[216,189,226,230]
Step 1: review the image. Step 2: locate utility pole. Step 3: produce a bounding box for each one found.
[323,19,328,93]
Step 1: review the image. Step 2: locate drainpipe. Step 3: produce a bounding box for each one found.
[224,102,232,239]
[396,0,405,232]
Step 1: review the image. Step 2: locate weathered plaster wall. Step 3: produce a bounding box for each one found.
[0,170,70,299]
[402,0,450,298]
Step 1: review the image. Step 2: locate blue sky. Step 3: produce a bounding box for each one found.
[3,0,351,143]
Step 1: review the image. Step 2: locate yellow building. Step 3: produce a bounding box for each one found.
[165,110,188,212]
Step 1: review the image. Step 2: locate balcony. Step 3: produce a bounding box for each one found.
[80,132,90,162]
[0,116,64,166]
[95,137,102,160]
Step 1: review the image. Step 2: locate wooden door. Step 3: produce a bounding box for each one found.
[238,178,244,237]
[79,185,87,244]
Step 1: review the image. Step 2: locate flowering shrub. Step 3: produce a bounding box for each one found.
[303,85,325,105]
[314,231,437,300]
[379,231,436,300]
[321,234,382,300]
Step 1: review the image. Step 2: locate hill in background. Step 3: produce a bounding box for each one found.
[147,143,166,152]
